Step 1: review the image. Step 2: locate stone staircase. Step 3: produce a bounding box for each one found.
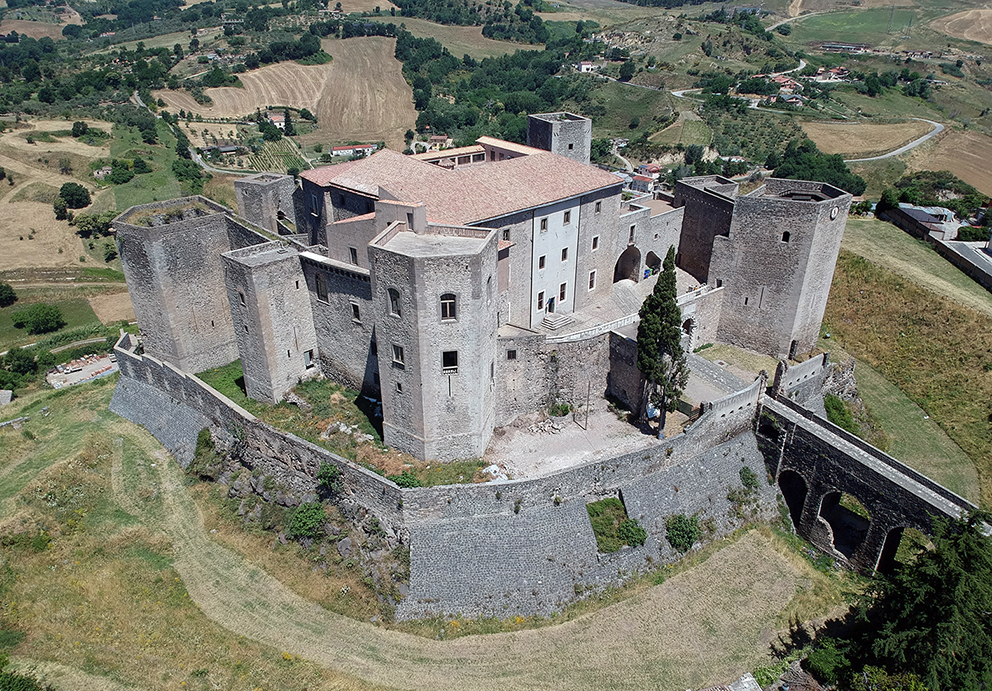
[541,313,574,331]
[611,279,647,315]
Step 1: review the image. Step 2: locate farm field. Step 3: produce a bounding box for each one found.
[154,37,416,150]
[784,8,921,48]
[572,80,673,140]
[800,119,932,158]
[0,295,99,352]
[0,11,81,41]
[650,111,712,147]
[903,128,992,196]
[0,379,856,691]
[930,8,992,45]
[0,119,109,272]
[392,17,539,59]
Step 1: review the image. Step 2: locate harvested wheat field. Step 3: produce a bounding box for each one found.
[932,9,992,45]
[904,129,992,196]
[801,120,932,158]
[0,15,80,41]
[87,291,135,323]
[154,37,416,150]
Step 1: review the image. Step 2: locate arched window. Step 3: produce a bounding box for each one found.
[388,288,401,316]
[440,293,456,320]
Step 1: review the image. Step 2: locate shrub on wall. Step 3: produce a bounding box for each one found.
[317,461,343,498]
[665,514,699,553]
[587,498,646,552]
[288,502,326,539]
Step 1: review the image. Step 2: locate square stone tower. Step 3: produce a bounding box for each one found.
[113,197,268,373]
[527,112,592,166]
[234,173,297,235]
[709,179,852,359]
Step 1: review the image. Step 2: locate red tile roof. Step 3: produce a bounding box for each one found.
[300,146,621,226]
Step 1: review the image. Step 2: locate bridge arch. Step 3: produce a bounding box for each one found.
[778,470,807,532]
[875,526,905,574]
[614,246,641,283]
[817,491,871,559]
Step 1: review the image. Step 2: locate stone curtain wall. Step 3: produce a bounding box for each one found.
[672,179,736,282]
[111,331,779,619]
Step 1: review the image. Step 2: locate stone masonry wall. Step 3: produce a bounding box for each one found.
[673,179,735,282]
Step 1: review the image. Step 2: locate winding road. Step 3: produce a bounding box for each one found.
[842,118,945,162]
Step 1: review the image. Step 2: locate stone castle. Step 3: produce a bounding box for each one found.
[108,113,978,619]
[114,113,853,463]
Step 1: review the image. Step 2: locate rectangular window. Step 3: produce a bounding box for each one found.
[507,349,517,360]
[441,293,456,320]
[388,288,401,316]
[392,344,405,368]
[351,303,361,322]
[595,201,601,213]
[502,229,510,241]
[540,218,548,232]
[316,274,328,302]
[407,212,414,228]
[396,381,403,393]
[238,291,246,306]
[243,324,249,334]
[559,283,567,301]
[629,225,635,243]
[561,247,568,262]
[304,349,315,369]
[537,291,544,311]
[563,211,571,225]
[442,350,458,374]
[589,270,596,290]
[349,247,358,265]
[539,255,546,270]
[592,235,599,251]
[568,143,574,150]
[310,193,318,215]
[295,280,299,290]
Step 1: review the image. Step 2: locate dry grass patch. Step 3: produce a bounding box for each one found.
[0,19,69,40]
[696,343,780,381]
[801,119,932,158]
[202,172,239,210]
[87,291,135,324]
[904,129,992,197]
[931,9,992,45]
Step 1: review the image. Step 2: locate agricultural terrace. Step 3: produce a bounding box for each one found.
[905,130,992,197]
[0,377,857,691]
[387,16,537,60]
[154,37,416,151]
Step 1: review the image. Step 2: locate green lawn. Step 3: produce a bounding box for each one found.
[0,297,101,352]
[109,120,183,211]
[851,357,978,502]
[786,9,920,47]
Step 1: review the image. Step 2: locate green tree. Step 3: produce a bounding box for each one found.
[618,60,636,82]
[58,182,91,209]
[283,108,295,136]
[834,512,992,690]
[0,282,17,308]
[71,121,88,138]
[636,246,689,437]
[3,347,36,376]
[53,197,68,220]
[11,303,66,335]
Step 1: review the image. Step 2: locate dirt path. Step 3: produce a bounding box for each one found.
[7,658,142,691]
[137,454,804,691]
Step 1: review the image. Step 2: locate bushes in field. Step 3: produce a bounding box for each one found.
[11,303,66,335]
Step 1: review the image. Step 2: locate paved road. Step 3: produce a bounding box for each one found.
[189,147,251,176]
[843,118,945,162]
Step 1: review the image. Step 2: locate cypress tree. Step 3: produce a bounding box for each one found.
[636,245,689,438]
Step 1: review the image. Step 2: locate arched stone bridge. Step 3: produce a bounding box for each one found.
[756,393,977,572]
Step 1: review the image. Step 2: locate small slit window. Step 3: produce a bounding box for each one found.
[388,288,401,316]
[595,201,601,213]
[316,274,328,302]
[561,247,568,262]
[350,247,358,264]
[629,225,635,243]
[568,143,574,150]
[540,218,548,231]
[507,349,517,360]
[396,381,403,393]
[440,293,456,320]
[351,303,361,321]
[589,270,596,290]
[782,231,791,243]
[592,235,599,251]
[503,229,510,241]
[442,350,458,374]
[563,211,571,225]
[537,291,544,311]
[539,255,546,269]
[238,291,246,306]
[304,349,315,369]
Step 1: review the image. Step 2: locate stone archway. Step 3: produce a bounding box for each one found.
[779,470,807,531]
[614,246,641,283]
[818,492,871,559]
[646,251,662,275]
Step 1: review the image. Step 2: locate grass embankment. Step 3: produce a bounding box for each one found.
[0,379,385,691]
[108,119,182,211]
[823,250,992,507]
[195,360,485,485]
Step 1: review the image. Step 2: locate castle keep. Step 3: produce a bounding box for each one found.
[114,113,852,463]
